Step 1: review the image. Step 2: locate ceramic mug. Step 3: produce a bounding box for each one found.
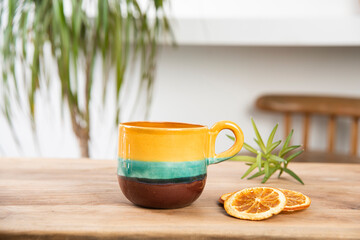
[117,121,244,209]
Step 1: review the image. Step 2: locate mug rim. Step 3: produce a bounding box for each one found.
[119,121,207,131]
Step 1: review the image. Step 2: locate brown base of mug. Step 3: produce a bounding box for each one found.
[117,175,206,209]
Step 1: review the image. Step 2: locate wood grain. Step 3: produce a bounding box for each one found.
[284,113,291,139]
[256,95,360,117]
[351,117,359,156]
[303,114,310,151]
[1,158,360,240]
[295,151,360,163]
[327,115,336,153]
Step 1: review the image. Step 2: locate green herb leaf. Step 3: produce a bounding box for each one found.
[248,170,265,180]
[230,156,256,163]
[254,139,267,153]
[226,134,235,141]
[227,119,303,184]
[262,167,277,183]
[264,160,270,178]
[251,118,266,153]
[256,152,262,171]
[243,143,258,154]
[266,123,278,147]
[278,168,284,178]
[283,168,304,185]
[286,150,304,165]
[269,154,286,162]
[279,129,294,156]
[241,162,258,179]
[266,140,281,154]
[280,145,301,157]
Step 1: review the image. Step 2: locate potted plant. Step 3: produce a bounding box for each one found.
[0,0,171,157]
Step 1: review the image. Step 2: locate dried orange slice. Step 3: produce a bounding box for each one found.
[224,187,286,220]
[218,192,235,205]
[220,188,311,212]
[279,188,311,212]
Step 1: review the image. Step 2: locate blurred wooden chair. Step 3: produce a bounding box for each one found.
[256,94,360,163]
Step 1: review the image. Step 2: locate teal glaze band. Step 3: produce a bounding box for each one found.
[118,158,207,180]
[206,155,234,165]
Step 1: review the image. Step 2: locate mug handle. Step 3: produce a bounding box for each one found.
[207,121,244,165]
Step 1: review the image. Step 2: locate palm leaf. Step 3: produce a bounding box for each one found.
[0,0,172,157]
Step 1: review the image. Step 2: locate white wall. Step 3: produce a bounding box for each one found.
[167,0,360,18]
[167,0,360,46]
[1,0,360,158]
[2,46,359,159]
[151,46,360,156]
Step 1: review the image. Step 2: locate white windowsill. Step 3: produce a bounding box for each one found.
[168,16,360,46]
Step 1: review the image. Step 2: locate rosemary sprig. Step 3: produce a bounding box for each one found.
[228,118,304,184]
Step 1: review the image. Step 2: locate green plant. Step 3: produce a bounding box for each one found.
[228,118,304,184]
[0,0,171,157]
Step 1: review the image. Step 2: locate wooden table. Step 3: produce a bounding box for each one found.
[1,158,359,239]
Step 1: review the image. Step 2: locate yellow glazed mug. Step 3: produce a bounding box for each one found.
[117,121,244,208]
